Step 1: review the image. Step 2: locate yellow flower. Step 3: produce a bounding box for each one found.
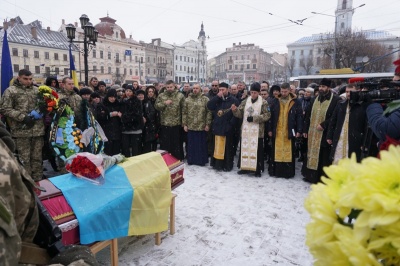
[305,184,338,247]
[310,242,349,266]
[38,85,52,94]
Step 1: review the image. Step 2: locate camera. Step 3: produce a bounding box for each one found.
[349,79,400,104]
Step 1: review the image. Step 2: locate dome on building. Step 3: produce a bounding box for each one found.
[94,15,126,39]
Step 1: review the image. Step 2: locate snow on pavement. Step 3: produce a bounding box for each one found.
[95,161,314,266]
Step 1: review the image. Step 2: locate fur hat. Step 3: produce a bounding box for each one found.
[136,89,145,96]
[79,88,92,96]
[98,81,106,87]
[269,85,281,95]
[305,87,314,93]
[106,89,117,98]
[219,82,229,88]
[250,82,261,92]
[320,78,332,87]
[90,92,101,99]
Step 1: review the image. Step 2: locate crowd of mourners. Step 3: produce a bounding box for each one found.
[1,68,400,183]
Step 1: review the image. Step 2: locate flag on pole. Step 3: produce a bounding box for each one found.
[69,45,78,87]
[1,30,13,96]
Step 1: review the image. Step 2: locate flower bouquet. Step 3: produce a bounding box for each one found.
[305,145,400,266]
[65,152,125,184]
[38,85,59,113]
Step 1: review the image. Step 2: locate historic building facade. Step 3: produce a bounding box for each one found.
[212,42,273,84]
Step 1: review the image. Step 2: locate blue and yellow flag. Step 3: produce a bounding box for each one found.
[69,45,79,87]
[1,30,13,96]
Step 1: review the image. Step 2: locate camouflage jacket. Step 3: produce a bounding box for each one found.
[182,93,212,131]
[58,89,82,120]
[0,81,45,137]
[232,96,271,138]
[0,122,39,265]
[155,90,185,127]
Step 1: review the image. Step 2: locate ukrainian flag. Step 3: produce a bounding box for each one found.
[50,152,172,244]
[69,45,79,88]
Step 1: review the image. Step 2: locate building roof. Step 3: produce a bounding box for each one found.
[94,16,126,39]
[289,29,398,46]
[2,22,71,50]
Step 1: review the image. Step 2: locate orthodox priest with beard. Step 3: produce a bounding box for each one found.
[207,82,240,172]
[267,83,303,178]
[302,78,340,183]
[232,82,271,177]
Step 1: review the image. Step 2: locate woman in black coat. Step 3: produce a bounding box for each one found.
[97,89,123,156]
[121,86,144,157]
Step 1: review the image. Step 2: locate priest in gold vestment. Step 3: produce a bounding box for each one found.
[267,83,303,178]
[302,78,340,183]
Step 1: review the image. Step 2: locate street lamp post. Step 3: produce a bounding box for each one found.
[65,14,98,86]
[312,4,365,69]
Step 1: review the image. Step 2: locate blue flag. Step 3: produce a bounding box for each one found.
[1,30,13,96]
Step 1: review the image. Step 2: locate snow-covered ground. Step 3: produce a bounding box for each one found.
[87,159,314,266]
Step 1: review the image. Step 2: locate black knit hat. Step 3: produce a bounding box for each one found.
[106,89,117,98]
[90,92,101,99]
[98,81,106,87]
[250,82,261,92]
[125,85,134,92]
[219,82,229,88]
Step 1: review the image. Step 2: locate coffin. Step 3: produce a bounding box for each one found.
[36,179,80,245]
[157,150,185,190]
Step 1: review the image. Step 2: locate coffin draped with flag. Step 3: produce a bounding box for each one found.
[37,151,184,245]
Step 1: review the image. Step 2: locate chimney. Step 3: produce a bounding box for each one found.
[47,26,51,32]
[129,34,132,39]
[62,19,65,25]
[239,42,241,45]
[10,18,15,27]
[31,26,37,39]
[74,22,78,27]
[233,43,236,46]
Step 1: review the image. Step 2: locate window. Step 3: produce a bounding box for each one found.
[229,65,232,70]
[35,66,40,74]
[300,50,304,55]
[235,65,238,70]
[108,52,111,60]
[141,57,143,63]
[184,66,186,71]
[129,69,132,75]
[342,0,347,9]
[34,51,39,58]
[55,67,59,74]
[116,68,120,75]
[45,52,49,59]
[175,55,178,60]
[191,58,193,63]
[341,22,345,29]
[153,69,156,74]
[45,67,50,74]
[135,69,138,75]
[147,57,150,62]
[93,66,97,74]
[124,68,127,75]
[180,65,182,71]
[54,53,59,60]
[13,64,19,72]
[147,68,150,74]
[247,64,250,69]
[93,50,96,58]
[180,56,182,61]
[116,53,120,62]
[124,55,126,62]
[12,48,18,56]
[175,65,178,70]
[100,51,104,59]
[64,68,69,75]
[252,64,256,69]
[101,66,104,74]
[108,67,111,74]
[154,58,156,63]
[241,55,244,60]
[63,54,68,61]
[292,51,295,56]
[130,55,132,62]
[317,57,321,66]
[23,49,28,57]
[184,56,186,62]
[116,32,119,39]
[247,55,250,59]
[24,65,29,71]
[318,48,321,54]
[310,50,313,55]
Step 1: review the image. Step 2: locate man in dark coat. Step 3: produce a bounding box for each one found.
[267,83,303,178]
[207,82,240,172]
[302,78,340,183]
[327,83,368,163]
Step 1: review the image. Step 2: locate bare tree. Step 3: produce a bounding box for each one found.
[319,29,392,71]
[299,55,314,75]
[286,58,296,77]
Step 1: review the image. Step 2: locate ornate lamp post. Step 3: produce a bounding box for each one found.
[65,14,98,86]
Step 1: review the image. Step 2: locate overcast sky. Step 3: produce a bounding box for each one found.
[1,0,399,58]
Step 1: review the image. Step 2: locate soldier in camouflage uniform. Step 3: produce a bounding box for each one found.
[0,121,98,265]
[0,69,45,181]
[155,80,185,160]
[58,77,82,126]
[182,84,212,166]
